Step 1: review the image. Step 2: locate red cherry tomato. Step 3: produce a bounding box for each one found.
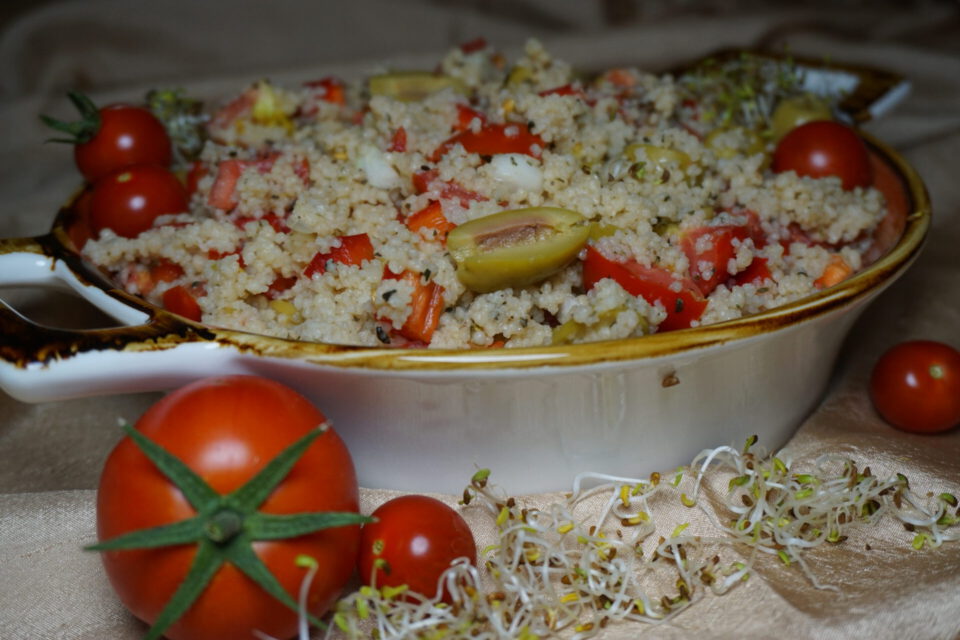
[96,376,361,640]
[870,340,960,434]
[359,495,476,602]
[89,165,188,238]
[772,120,872,190]
[75,105,171,182]
[43,94,172,182]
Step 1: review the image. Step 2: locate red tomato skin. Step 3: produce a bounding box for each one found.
[582,246,706,332]
[680,225,750,296]
[772,120,872,190]
[74,104,172,182]
[89,165,188,238]
[432,122,544,162]
[96,376,361,640]
[358,495,476,602]
[869,341,960,434]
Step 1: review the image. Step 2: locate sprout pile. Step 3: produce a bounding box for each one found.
[321,437,958,639]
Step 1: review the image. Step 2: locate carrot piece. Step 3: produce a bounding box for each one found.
[814,255,853,289]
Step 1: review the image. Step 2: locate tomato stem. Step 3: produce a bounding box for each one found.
[204,509,244,543]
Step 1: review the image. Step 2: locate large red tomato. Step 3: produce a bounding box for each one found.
[96,376,361,640]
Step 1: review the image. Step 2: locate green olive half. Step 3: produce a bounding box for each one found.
[447,207,590,293]
[770,94,832,141]
[368,71,467,102]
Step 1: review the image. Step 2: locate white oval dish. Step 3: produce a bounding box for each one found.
[0,132,929,495]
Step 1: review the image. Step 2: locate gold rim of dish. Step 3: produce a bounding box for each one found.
[21,132,928,373]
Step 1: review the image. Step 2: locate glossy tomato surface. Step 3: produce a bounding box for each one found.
[75,104,172,182]
[96,376,361,640]
[870,341,960,434]
[582,245,706,332]
[89,164,188,238]
[772,120,872,190]
[358,495,476,602]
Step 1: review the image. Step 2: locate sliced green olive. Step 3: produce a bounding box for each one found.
[447,207,590,293]
[770,94,832,141]
[588,222,622,241]
[368,71,467,102]
[625,143,692,171]
[704,127,766,158]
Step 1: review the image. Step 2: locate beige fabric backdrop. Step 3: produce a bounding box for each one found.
[1,1,959,638]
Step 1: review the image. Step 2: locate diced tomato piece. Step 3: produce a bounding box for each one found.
[778,222,816,254]
[680,225,751,296]
[266,274,298,299]
[411,168,487,207]
[406,201,456,238]
[383,269,445,344]
[412,169,440,194]
[162,285,202,322]
[731,257,773,287]
[233,211,290,234]
[582,245,706,332]
[601,69,637,88]
[431,122,544,162]
[208,159,245,211]
[207,247,246,268]
[303,76,346,106]
[150,258,184,283]
[453,104,486,133]
[459,37,487,54]
[538,84,585,99]
[209,88,257,133]
[304,233,375,277]
[185,161,208,196]
[293,157,311,184]
[388,127,407,153]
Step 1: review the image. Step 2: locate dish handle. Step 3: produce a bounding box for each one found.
[0,235,223,402]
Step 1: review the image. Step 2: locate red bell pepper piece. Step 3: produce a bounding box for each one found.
[383,269,445,344]
[162,285,202,322]
[304,233,375,277]
[303,76,346,106]
[406,201,456,238]
[431,122,544,162]
[453,104,487,133]
[388,127,407,152]
[538,84,586,99]
[207,159,245,211]
[582,245,706,332]
[266,274,298,299]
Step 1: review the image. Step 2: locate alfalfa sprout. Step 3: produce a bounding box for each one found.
[320,438,958,639]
